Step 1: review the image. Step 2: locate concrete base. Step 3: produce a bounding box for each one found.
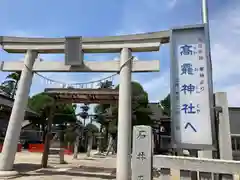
[0,170,19,178]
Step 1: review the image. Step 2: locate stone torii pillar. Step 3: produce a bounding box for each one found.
[0,50,37,176]
[116,48,132,180]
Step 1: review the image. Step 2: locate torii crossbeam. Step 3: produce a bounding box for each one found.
[0,60,160,72]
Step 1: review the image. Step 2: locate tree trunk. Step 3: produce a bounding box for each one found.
[41,123,46,143]
[112,137,117,154]
[86,135,93,157]
[73,135,80,159]
[11,79,19,99]
[104,123,109,151]
[80,127,85,151]
[106,134,112,156]
[41,105,55,168]
[98,125,103,153]
[59,129,65,164]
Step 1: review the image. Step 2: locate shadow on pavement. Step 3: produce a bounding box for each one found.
[75,165,116,173]
[13,163,42,173]
[20,165,116,179]
[35,171,115,179]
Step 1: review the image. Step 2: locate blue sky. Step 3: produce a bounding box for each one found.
[1,0,240,123]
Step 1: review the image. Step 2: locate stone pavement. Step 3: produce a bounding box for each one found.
[0,151,117,180]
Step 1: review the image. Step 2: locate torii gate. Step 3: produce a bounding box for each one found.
[0,32,169,179]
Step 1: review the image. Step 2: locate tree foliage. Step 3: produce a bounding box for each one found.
[0,72,21,98]
[112,81,152,130]
[85,123,99,136]
[28,92,77,125]
[64,124,79,145]
[94,80,113,126]
[160,93,171,116]
[94,81,152,137]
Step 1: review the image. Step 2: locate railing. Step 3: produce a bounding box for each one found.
[152,155,240,180]
[132,126,240,180]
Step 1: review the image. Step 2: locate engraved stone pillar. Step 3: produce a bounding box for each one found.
[132,125,152,180]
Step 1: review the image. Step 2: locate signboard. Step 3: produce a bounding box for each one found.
[132,126,152,180]
[64,36,83,66]
[170,24,215,149]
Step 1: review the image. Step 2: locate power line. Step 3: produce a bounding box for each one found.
[28,56,135,87]
[1,54,134,87]
[34,71,117,86]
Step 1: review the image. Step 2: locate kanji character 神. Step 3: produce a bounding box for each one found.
[181,84,196,94]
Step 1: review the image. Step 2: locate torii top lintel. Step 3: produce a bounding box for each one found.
[44,88,119,104]
[0,30,170,53]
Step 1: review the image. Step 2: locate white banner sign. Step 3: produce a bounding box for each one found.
[177,43,212,144]
[171,25,214,149]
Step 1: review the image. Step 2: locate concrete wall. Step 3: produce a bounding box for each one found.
[229,108,240,135]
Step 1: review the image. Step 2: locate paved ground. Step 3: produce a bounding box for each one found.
[0,151,117,180]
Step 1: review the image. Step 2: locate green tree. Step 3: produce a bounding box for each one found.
[93,80,114,151]
[160,93,171,116]
[64,123,79,146]
[85,123,99,136]
[108,81,153,135]
[95,80,113,131]
[0,72,21,98]
[94,81,152,152]
[28,92,77,141]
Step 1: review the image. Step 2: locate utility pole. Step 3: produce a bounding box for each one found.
[201,0,213,74]
[201,0,213,69]
[202,0,209,24]
[199,0,214,159]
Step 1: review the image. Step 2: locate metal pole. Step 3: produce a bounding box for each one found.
[202,0,214,74]
[199,0,213,154]
[201,0,209,24]
[201,0,212,69]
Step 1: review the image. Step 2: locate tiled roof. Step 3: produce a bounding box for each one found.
[148,102,170,121]
[0,93,39,116]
